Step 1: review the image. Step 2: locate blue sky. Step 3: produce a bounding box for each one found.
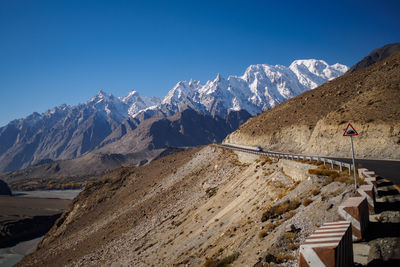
[0,0,399,126]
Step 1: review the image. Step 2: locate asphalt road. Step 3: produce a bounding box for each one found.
[327,157,400,186]
[220,144,400,186]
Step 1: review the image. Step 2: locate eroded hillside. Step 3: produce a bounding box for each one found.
[224,52,400,159]
[18,146,355,266]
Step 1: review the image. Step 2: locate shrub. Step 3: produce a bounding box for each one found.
[206,187,218,198]
[284,232,297,242]
[204,252,240,267]
[322,177,333,186]
[308,168,339,179]
[258,230,268,239]
[265,221,280,232]
[288,243,300,250]
[311,188,320,196]
[302,198,313,206]
[276,253,295,262]
[264,253,295,263]
[285,210,297,219]
[260,155,273,165]
[261,199,300,222]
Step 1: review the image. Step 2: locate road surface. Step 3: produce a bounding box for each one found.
[327,157,400,186]
[220,144,400,185]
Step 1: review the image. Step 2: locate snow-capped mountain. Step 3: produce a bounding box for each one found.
[0,59,347,172]
[0,90,159,171]
[122,90,161,116]
[135,59,348,118]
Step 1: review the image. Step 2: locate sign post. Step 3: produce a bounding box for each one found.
[343,123,358,189]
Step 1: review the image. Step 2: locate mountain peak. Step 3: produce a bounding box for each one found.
[215,73,223,82]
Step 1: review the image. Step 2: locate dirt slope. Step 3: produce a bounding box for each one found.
[17,146,354,266]
[224,52,400,159]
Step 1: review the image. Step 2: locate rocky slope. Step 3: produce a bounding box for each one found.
[98,109,251,154]
[347,43,400,73]
[224,51,400,160]
[16,145,356,266]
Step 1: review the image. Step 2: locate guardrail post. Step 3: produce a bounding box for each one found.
[356,185,376,214]
[299,221,353,267]
[323,158,326,166]
[339,162,343,172]
[331,161,334,169]
[338,197,369,241]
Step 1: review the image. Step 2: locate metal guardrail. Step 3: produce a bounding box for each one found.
[219,144,353,174]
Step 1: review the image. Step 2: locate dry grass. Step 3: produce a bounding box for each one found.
[262,221,281,234]
[276,253,295,262]
[311,188,320,196]
[284,232,297,242]
[302,198,313,206]
[309,168,340,179]
[275,181,300,199]
[288,243,300,250]
[261,199,300,222]
[203,252,240,267]
[258,230,268,239]
[321,177,333,186]
[260,155,273,165]
[264,253,295,264]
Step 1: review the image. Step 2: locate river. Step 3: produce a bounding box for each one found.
[0,189,81,267]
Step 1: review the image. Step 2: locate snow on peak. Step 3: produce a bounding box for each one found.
[122,90,161,116]
[289,59,349,88]
[88,90,116,104]
[14,58,347,129]
[162,80,201,105]
[215,73,223,82]
[156,59,348,117]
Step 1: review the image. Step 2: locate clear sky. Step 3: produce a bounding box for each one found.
[0,0,399,126]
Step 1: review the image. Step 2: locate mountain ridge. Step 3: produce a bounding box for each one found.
[0,59,347,172]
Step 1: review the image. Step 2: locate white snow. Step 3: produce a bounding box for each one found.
[15,59,348,128]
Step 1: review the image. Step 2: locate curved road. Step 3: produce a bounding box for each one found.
[220,144,400,186]
[327,157,400,186]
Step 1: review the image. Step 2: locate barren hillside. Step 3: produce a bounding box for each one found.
[17,146,355,266]
[224,52,400,159]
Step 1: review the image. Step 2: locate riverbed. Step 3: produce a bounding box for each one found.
[0,189,82,266]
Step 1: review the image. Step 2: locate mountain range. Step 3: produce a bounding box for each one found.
[0,59,347,172]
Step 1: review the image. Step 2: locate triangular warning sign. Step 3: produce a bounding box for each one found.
[343,123,358,136]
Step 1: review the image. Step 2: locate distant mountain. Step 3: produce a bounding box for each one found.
[0,91,159,172]
[347,43,400,73]
[0,59,347,172]
[98,109,251,154]
[138,59,348,118]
